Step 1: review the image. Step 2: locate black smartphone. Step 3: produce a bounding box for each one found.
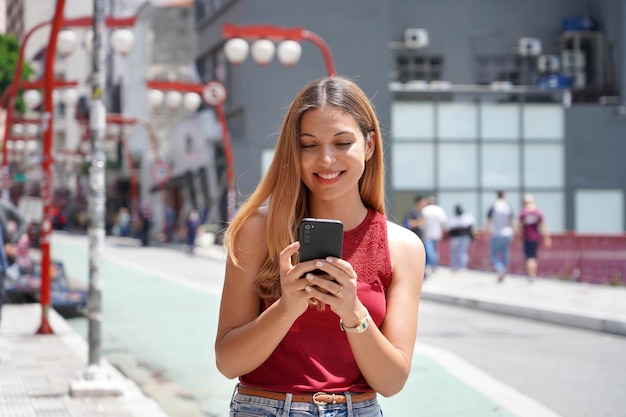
[299,218,343,275]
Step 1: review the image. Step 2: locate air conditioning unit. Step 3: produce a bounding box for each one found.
[518,37,542,56]
[538,55,560,73]
[404,28,429,49]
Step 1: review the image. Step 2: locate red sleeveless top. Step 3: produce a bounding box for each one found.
[240,208,392,393]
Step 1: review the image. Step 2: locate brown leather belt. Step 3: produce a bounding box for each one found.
[237,386,376,405]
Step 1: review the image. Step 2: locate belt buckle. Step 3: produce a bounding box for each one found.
[312,392,335,405]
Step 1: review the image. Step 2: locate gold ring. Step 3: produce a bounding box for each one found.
[334,286,343,296]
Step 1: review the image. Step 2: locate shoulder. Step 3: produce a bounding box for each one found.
[386,221,425,265]
[231,206,269,258]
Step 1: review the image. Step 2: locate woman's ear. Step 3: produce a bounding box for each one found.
[365,131,375,161]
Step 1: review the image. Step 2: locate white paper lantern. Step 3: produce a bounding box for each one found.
[165,91,183,109]
[11,124,24,137]
[183,92,202,111]
[62,88,79,107]
[23,89,42,110]
[250,39,275,66]
[57,30,77,57]
[148,89,165,109]
[24,124,39,138]
[223,38,249,64]
[277,40,302,67]
[110,29,135,56]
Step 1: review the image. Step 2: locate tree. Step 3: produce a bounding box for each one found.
[0,33,34,114]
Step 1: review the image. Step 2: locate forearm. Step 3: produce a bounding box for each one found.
[215,299,296,379]
[349,327,412,397]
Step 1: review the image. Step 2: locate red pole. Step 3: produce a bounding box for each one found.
[214,104,235,221]
[37,0,67,335]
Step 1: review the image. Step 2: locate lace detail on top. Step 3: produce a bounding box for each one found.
[343,208,392,288]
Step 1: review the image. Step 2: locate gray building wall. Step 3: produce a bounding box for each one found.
[196,0,393,207]
[196,0,626,231]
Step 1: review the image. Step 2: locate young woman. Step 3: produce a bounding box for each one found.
[215,76,425,417]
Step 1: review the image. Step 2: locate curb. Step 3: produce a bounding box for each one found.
[421,289,626,336]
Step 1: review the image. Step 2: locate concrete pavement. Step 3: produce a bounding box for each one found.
[1,234,625,417]
[0,303,169,417]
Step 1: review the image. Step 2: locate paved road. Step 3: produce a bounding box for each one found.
[51,232,564,417]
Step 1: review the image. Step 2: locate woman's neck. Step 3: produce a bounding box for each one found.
[307,200,369,231]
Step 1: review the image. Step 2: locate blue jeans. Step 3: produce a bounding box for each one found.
[424,239,439,268]
[230,386,382,417]
[450,236,471,270]
[490,235,512,273]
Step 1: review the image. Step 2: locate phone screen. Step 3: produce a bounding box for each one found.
[299,218,343,274]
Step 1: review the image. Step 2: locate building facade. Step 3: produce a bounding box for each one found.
[194,0,626,233]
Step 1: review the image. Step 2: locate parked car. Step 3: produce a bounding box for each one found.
[4,260,87,318]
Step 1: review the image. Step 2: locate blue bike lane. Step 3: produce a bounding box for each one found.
[51,233,561,417]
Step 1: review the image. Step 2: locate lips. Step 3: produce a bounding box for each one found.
[315,171,344,183]
[317,172,341,180]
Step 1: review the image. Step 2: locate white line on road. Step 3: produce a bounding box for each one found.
[414,343,564,417]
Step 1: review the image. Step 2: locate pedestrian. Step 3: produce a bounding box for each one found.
[421,195,447,275]
[0,199,28,324]
[403,194,427,240]
[447,204,476,271]
[484,190,514,282]
[138,206,152,247]
[215,75,425,417]
[116,207,131,237]
[185,209,202,256]
[517,194,552,280]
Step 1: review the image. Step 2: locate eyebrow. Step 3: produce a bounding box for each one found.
[299,131,355,138]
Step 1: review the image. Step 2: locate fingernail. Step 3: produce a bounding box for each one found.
[325,257,333,263]
[305,286,312,293]
[305,273,314,281]
[316,261,324,267]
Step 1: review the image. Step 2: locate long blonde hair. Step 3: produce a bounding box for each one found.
[224,75,386,302]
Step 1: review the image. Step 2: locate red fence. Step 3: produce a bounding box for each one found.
[438,233,626,286]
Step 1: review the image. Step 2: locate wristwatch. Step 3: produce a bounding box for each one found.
[340,310,371,333]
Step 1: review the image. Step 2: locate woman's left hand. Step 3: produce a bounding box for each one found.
[303,257,363,320]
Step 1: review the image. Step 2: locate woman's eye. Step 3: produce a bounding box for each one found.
[301,143,317,149]
[336,142,353,147]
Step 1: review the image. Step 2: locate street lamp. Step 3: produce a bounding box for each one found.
[145,79,235,222]
[222,23,336,75]
[0,7,136,336]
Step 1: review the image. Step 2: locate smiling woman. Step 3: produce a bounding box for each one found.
[215,75,425,417]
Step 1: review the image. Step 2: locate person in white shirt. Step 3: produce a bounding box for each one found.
[447,204,476,271]
[421,196,447,275]
[484,190,514,282]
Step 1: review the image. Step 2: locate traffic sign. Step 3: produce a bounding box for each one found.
[151,161,171,185]
[202,81,227,106]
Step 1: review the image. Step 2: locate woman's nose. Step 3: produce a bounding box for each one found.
[318,146,335,164]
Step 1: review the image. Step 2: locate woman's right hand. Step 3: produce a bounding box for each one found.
[278,241,317,317]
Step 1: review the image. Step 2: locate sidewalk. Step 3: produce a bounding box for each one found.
[0,303,170,417]
[419,267,626,336]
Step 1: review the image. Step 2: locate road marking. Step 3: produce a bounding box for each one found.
[414,343,564,417]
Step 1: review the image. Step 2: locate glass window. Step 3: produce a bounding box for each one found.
[575,189,624,234]
[523,144,564,188]
[438,103,477,140]
[438,192,479,227]
[392,143,434,189]
[391,102,434,140]
[481,103,519,140]
[438,143,477,188]
[525,191,565,233]
[523,104,564,140]
[481,144,520,188]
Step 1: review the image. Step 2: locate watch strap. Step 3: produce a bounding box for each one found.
[340,310,371,333]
